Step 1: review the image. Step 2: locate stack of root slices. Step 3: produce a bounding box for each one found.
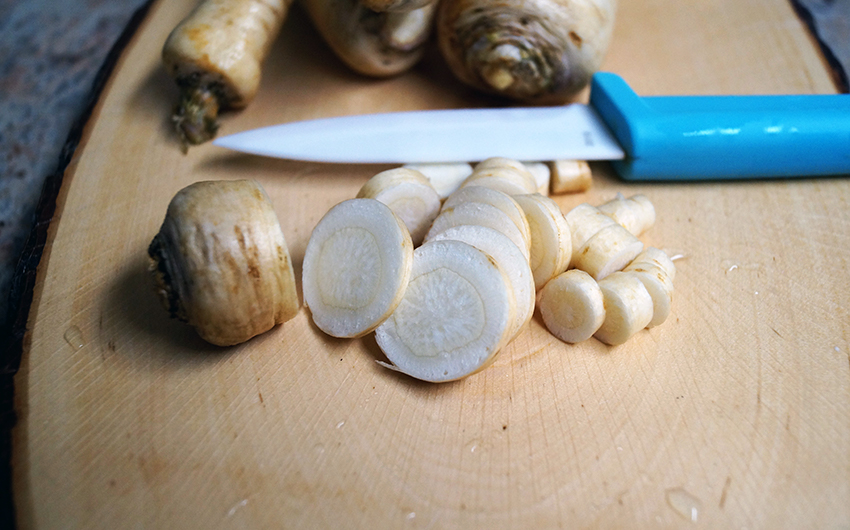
[302,159,676,383]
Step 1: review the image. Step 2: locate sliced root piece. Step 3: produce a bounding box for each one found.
[549,160,592,194]
[463,161,538,196]
[513,194,572,289]
[424,201,530,259]
[573,223,644,280]
[431,225,535,339]
[598,193,656,236]
[564,203,617,262]
[629,247,676,281]
[441,186,531,248]
[538,269,605,343]
[521,162,551,195]
[403,162,473,199]
[623,263,673,328]
[356,168,441,245]
[461,172,534,196]
[302,198,413,338]
[594,272,654,346]
[473,157,529,173]
[375,240,515,382]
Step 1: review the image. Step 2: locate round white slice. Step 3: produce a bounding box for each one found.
[403,163,473,200]
[521,161,551,195]
[302,198,413,338]
[594,272,654,346]
[513,194,572,290]
[357,168,442,246]
[462,165,538,196]
[424,202,530,259]
[441,186,531,246]
[473,157,529,173]
[431,225,535,339]
[538,269,605,343]
[375,240,515,382]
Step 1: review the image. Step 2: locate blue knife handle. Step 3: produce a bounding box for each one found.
[589,72,850,180]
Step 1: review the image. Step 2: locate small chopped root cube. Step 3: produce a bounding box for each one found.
[431,225,535,339]
[513,194,572,289]
[549,160,592,194]
[629,247,676,281]
[573,223,644,280]
[623,263,673,327]
[594,272,654,346]
[402,162,473,200]
[598,193,656,236]
[565,203,618,262]
[538,269,605,343]
[441,186,531,249]
[424,201,530,259]
[521,161,551,195]
[375,240,516,382]
[302,198,413,338]
[356,167,441,245]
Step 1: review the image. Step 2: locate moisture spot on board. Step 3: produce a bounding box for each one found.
[665,487,701,522]
[227,499,248,517]
[64,326,85,350]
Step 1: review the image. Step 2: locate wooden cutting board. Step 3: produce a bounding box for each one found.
[12,0,849,528]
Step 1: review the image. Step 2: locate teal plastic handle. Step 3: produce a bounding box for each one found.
[589,72,850,180]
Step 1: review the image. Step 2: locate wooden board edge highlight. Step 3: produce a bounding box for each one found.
[0,1,159,527]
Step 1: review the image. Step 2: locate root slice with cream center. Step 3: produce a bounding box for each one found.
[375,239,515,382]
[302,198,413,338]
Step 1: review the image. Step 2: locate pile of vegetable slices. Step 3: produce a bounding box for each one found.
[302,158,676,383]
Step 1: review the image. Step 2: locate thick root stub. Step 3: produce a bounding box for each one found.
[148,180,299,346]
[162,0,292,147]
[172,86,221,150]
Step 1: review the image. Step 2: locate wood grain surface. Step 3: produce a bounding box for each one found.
[12,0,850,528]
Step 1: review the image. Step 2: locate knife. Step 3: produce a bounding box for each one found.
[213,72,850,181]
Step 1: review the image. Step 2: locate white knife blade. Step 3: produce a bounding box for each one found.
[213,104,626,164]
[211,71,850,180]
